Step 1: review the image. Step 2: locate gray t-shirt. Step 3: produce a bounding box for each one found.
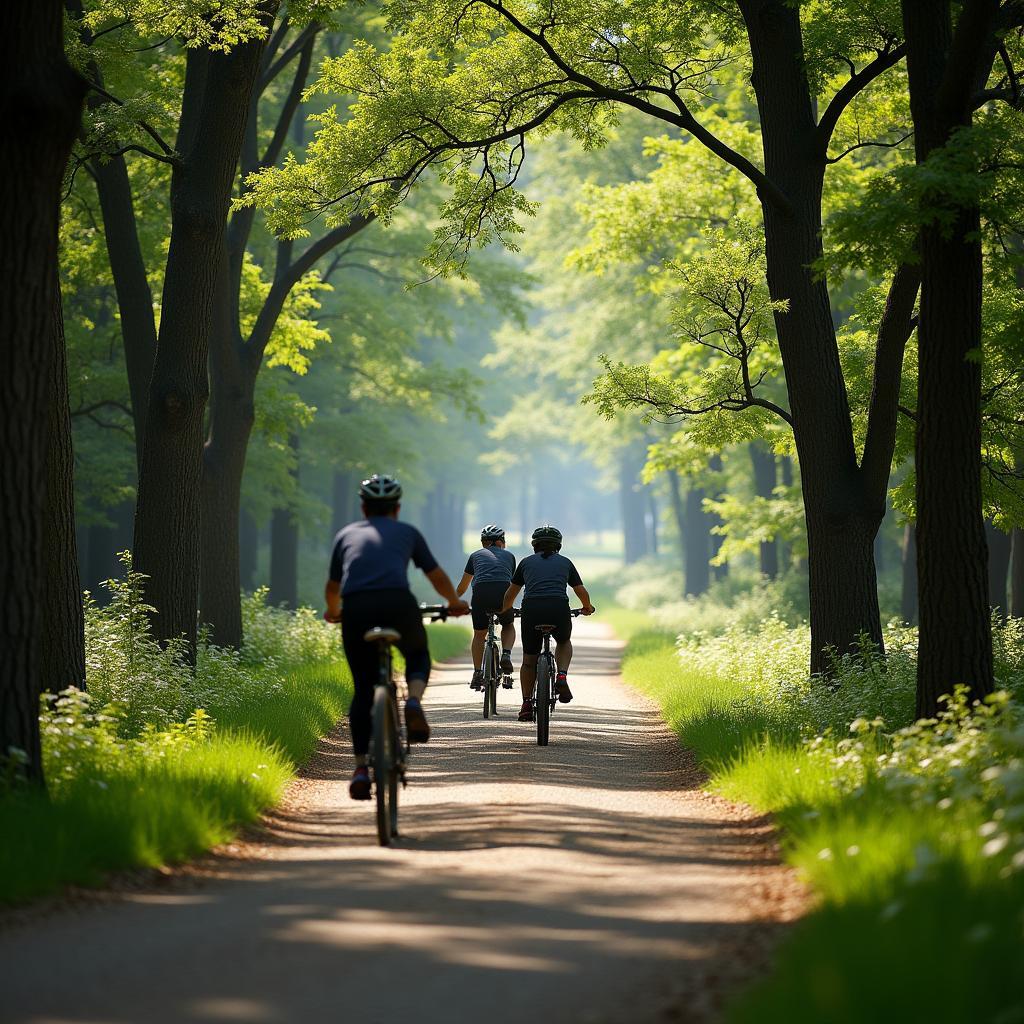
[511,552,582,601]
[464,545,516,586]
[329,517,438,596]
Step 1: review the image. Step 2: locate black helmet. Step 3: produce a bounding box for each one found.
[531,524,562,549]
[480,524,505,542]
[359,474,402,502]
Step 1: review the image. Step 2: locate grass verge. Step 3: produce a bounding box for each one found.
[619,622,1024,1024]
[1,621,468,906]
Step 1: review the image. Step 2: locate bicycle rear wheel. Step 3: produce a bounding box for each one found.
[483,644,495,719]
[372,686,398,846]
[535,654,552,746]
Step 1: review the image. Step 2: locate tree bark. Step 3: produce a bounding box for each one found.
[750,441,779,579]
[40,277,86,695]
[1012,529,1024,619]
[743,1,885,671]
[987,521,1010,620]
[903,0,997,715]
[0,1,85,782]
[134,21,273,654]
[901,522,918,625]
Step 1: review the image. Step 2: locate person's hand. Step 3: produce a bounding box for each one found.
[581,604,595,615]
[448,599,470,616]
[324,609,342,624]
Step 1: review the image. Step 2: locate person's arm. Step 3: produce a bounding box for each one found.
[500,582,522,612]
[426,566,469,614]
[455,572,473,598]
[572,583,595,614]
[324,579,343,623]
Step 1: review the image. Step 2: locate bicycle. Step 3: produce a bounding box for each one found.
[480,612,514,719]
[365,603,449,846]
[514,606,590,746]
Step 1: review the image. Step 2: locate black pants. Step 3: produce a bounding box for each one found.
[471,580,515,630]
[520,597,571,656]
[341,589,430,756]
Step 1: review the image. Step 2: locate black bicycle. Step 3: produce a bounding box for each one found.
[480,612,513,718]
[515,607,589,746]
[365,604,448,846]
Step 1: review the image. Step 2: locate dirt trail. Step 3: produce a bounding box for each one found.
[0,620,803,1024]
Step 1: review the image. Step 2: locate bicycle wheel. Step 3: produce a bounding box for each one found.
[535,654,552,746]
[372,685,397,846]
[483,643,494,719]
[489,646,499,717]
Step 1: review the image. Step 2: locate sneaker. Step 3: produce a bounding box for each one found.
[502,676,514,690]
[518,700,534,722]
[469,669,483,690]
[500,650,514,674]
[405,697,430,743]
[349,766,371,801]
[554,674,573,704]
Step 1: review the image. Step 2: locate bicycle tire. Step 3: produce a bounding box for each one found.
[483,642,494,719]
[372,685,396,846]
[536,653,552,746]
[489,646,499,716]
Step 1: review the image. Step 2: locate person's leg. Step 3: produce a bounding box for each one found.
[500,622,516,654]
[553,606,574,703]
[341,613,378,764]
[471,629,486,669]
[396,595,432,739]
[554,638,573,672]
[519,653,538,699]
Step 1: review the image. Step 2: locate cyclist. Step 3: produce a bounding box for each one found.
[499,525,594,722]
[455,524,517,690]
[324,474,468,800]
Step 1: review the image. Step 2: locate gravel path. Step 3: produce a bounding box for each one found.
[0,620,804,1024]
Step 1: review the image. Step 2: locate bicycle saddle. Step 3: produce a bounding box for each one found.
[364,626,402,644]
[534,623,556,632]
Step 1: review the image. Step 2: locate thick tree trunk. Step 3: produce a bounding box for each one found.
[750,441,778,579]
[40,280,86,695]
[1012,529,1024,619]
[901,522,918,625]
[744,2,884,671]
[239,508,259,592]
[620,446,648,565]
[683,485,711,597]
[904,0,996,716]
[987,521,1010,621]
[0,2,84,782]
[134,23,272,654]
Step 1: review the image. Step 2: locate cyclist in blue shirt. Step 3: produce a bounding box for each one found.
[500,525,594,722]
[455,524,517,689]
[325,475,468,799]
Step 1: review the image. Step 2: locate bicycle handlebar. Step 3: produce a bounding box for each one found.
[510,605,595,618]
[419,603,450,622]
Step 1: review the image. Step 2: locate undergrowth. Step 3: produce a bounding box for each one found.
[617,596,1024,1024]
[2,564,468,905]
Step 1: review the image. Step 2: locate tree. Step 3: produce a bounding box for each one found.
[0,2,85,781]
[247,0,928,673]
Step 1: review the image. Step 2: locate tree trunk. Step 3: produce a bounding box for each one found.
[40,278,86,695]
[666,469,688,593]
[750,441,778,579]
[986,521,1010,621]
[134,23,273,655]
[683,484,710,597]
[0,1,84,783]
[743,1,884,672]
[268,433,299,609]
[332,468,358,528]
[901,522,918,625]
[647,489,659,556]
[904,0,996,716]
[619,446,648,565]
[778,456,794,571]
[239,507,259,592]
[708,454,728,581]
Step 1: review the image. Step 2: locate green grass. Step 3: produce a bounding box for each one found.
[1,622,469,906]
[617,619,1024,1024]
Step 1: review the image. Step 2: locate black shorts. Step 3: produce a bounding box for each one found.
[471,580,514,630]
[520,597,571,655]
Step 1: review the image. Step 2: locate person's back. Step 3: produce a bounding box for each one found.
[513,550,579,600]
[331,516,435,596]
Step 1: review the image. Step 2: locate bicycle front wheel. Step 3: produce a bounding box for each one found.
[536,654,552,746]
[372,686,398,846]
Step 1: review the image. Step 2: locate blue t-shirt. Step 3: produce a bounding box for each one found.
[511,552,582,601]
[329,517,438,596]
[464,545,516,586]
